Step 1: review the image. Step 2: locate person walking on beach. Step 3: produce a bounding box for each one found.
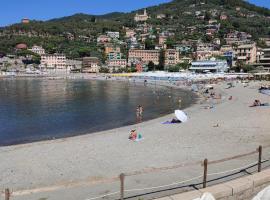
[136,105,143,123]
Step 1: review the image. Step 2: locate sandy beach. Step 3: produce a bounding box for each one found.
[1,79,270,200]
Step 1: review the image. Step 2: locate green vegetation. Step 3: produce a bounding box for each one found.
[0,0,269,60]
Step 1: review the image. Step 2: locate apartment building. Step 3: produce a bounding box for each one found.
[128,49,160,65]
[82,57,100,73]
[236,43,257,64]
[104,44,121,55]
[41,54,66,69]
[165,49,180,66]
[28,45,45,55]
[107,59,127,68]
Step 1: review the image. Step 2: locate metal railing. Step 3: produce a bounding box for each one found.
[3,145,270,200]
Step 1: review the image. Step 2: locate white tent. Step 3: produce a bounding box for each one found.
[253,185,270,200]
[193,193,216,200]
[175,110,188,123]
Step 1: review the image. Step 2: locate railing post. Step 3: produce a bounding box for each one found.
[5,188,10,200]
[258,145,262,172]
[120,173,125,200]
[203,159,208,188]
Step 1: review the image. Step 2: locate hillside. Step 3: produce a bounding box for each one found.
[0,0,269,59]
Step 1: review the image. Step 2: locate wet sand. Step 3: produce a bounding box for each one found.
[1,80,270,200]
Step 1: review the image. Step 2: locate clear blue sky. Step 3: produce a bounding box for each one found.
[0,0,268,27]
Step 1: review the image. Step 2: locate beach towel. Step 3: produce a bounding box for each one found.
[162,121,181,124]
[250,103,270,107]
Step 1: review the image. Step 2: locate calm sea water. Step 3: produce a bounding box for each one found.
[0,78,196,146]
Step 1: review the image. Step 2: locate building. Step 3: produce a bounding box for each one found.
[134,9,149,22]
[128,49,160,65]
[104,44,121,55]
[107,59,127,69]
[236,43,257,64]
[107,52,122,60]
[15,43,28,50]
[125,28,136,38]
[28,45,45,55]
[156,14,166,19]
[225,31,252,45]
[82,57,100,73]
[41,54,66,69]
[97,35,111,44]
[165,49,180,66]
[220,14,228,20]
[159,35,167,46]
[66,59,82,71]
[106,32,120,39]
[190,60,229,73]
[195,51,221,61]
[255,48,270,70]
[21,18,30,24]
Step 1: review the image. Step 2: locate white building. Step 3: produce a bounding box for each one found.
[41,54,66,69]
[190,60,229,73]
[28,45,45,55]
[106,32,120,39]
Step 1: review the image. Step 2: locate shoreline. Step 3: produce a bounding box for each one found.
[0,76,199,148]
[1,78,270,200]
[0,76,200,149]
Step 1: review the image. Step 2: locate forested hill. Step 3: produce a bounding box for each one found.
[0,0,269,59]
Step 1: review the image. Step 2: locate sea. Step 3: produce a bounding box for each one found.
[0,78,197,146]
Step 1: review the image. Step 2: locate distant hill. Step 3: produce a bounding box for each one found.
[0,0,269,59]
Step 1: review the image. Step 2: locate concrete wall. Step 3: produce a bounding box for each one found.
[156,168,270,200]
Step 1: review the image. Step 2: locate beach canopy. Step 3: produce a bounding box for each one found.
[175,110,188,123]
[193,193,216,200]
[252,186,270,200]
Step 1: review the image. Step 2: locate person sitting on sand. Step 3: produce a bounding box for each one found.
[250,99,262,107]
[250,100,269,107]
[129,130,137,141]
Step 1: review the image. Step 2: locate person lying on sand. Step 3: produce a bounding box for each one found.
[250,100,269,107]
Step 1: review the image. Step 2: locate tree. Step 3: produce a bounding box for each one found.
[99,67,109,73]
[168,65,180,72]
[147,61,155,71]
[157,49,165,70]
[242,64,255,72]
[145,38,155,50]
[177,62,190,70]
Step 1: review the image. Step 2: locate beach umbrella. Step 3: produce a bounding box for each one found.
[174,110,188,123]
[193,193,216,200]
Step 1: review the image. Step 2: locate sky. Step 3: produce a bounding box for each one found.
[0,0,269,27]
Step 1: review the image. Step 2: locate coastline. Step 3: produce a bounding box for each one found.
[0,76,198,146]
[1,77,270,200]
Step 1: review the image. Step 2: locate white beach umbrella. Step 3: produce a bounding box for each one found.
[174,110,188,123]
[252,185,270,200]
[193,193,216,200]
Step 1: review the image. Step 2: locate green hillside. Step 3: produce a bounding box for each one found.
[0,0,269,59]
